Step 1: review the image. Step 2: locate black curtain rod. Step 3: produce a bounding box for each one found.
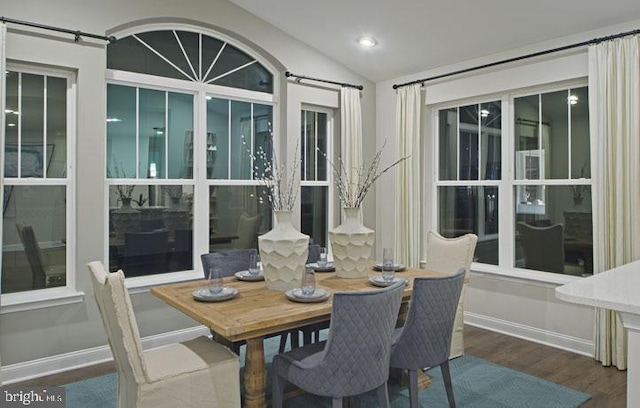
[393,27,640,90]
[285,71,363,90]
[1,16,116,43]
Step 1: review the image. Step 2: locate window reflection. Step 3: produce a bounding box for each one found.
[514,185,592,275]
[108,185,194,276]
[439,101,502,182]
[301,186,328,247]
[209,186,272,252]
[2,186,67,293]
[107,84,194,180]
[438,186,497,265]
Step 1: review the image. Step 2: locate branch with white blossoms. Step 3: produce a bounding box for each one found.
[319,140,410,208]
[242,135,301,212]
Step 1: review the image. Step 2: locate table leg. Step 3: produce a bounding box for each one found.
[244,337,266,408]
[391,368,432,390]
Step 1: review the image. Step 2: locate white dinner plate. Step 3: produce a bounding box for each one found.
[234,270,265,281]
[285,288,331,303]
[372,263,407,272]
[305,262,336,272]
[368,276,409,287]
[192,287,239,302]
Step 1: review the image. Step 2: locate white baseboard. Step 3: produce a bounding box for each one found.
[2,326,210,385]
[465,311,593,357]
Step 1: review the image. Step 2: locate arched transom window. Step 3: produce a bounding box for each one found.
[107,29,273,93]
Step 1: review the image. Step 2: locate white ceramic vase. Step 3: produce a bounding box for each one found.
[259,211,310,291]
[329,207,375,278]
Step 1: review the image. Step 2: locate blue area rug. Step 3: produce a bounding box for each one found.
[65,336,590,408]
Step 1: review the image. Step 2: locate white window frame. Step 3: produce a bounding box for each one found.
[105,24,279,291]
[300,105,335,250]
[1,63,80,313]
[430,78,591,285]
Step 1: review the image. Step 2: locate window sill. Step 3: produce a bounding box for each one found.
[125,270,203,294]
[470,263,585,288]
[1,287,85,314]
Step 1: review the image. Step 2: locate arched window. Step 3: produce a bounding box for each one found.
[105,26,276,282]
[107,29,273,93]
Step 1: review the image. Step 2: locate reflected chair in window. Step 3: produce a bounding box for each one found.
[390,268,466,408]
[88,261,241,408]
[122,230,170,277]
[233,212,261,249]
[16,223,65,289]
[423,231,477,358]
[517,222,583,276]
[272,281,405,408]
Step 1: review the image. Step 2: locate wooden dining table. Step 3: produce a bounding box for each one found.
[150,266,444,408]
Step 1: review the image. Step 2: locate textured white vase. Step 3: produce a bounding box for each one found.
[259,211,310,291]
[329,207,375,278]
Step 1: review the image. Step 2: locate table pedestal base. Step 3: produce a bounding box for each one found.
[244,338,266,408]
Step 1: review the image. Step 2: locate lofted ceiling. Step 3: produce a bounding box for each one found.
[228,0,640,83]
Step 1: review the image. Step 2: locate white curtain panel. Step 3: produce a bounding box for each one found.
[0,23,6,381]
[588,34,640,370]
[340,86,363,206]
[394,84,421,267]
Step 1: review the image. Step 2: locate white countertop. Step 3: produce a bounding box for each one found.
[556,260,640,315]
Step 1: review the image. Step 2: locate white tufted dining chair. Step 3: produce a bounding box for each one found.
[423,231,477,358]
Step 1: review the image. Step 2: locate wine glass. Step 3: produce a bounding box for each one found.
[382,247,395,283]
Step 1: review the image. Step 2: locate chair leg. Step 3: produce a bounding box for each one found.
[441,361,456,408]
[376,382,391,408]
[303,328,313,345]
[332,397,342,408]
[408,369,419,408]
[272,369,286,408]
[278,333,288,353]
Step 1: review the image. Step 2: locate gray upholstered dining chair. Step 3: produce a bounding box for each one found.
[200,248,257,278]
[201,249,293,353]
[390,267,465,408]
[88,261,241,408]
[272,281,405,408]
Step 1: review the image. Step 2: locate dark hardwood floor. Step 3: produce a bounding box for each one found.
[13,325,626,407]
[464,326,627,407]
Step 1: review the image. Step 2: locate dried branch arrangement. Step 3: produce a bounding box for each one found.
[320,140,410,208]
[243,136,301,212]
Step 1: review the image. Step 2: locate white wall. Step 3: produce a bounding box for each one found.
[0,0,374,380]
[376,18,640,356]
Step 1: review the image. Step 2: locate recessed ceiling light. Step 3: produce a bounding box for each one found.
[480,109,490,118]
[357,36,377,48]
[106,117,122,123]
[7,123,16,127]
[568,95,579,105]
